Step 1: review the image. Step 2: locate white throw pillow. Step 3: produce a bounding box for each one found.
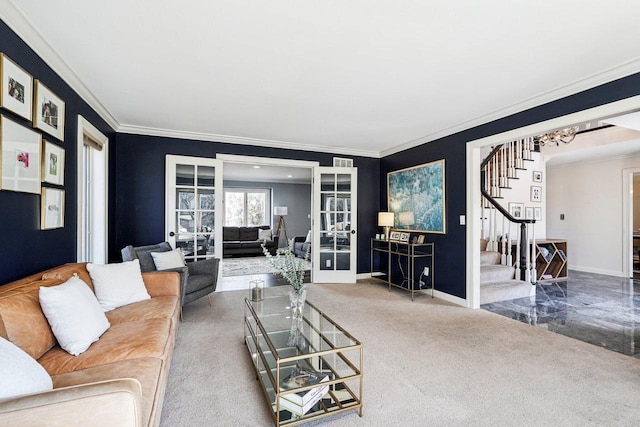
[39,275,110,356]
[87,260,151,311]
[0,336,53,399]
[304,230,311,243]
[258,228,273,241]
[151,249,185,270]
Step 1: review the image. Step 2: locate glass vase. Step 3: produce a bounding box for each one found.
[288,289,307,319]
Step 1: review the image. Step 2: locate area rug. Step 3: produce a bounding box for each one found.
[221,256,311,277]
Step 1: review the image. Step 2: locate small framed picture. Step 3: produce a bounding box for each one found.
[41,187,64,229]
[534,207,542,221]
[531,186,542,202]
[1,53,33,121]
[33,80,65,141]
[525,207,534,220]
[532,170,542,182]
[399,232,410,242]
[509,202,524,219]
[389,231,401,241]
[0,115,42,194]
[42,140,64,185]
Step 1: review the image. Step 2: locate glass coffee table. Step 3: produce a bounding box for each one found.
[244,294,363,426]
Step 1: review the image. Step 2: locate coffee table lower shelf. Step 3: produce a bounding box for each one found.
[244,297,363,426]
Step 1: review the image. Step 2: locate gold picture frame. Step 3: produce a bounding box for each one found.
[0,53,33,121]
[41,187,64,229]
[33,80,65,141]
[388,159,446,234]
[42,140,65,186]
[0,115,42,194]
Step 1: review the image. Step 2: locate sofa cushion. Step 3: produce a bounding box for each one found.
[224,241,242,250]
[52,357,162,426]
[0,282,58,360]
[87,260,151,311]
[223,226,239,241]
[241,241,263,249]
[0,336,53,399]
[39,318,172,376]
[151,249,185,271]
[239,227,258,241]
[134,243,172,272]
[39,275,111,356]
[105,296,179,326]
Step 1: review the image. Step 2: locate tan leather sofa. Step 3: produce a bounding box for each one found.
[0,263,180,427]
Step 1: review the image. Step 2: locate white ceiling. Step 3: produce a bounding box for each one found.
[4,1,640,158]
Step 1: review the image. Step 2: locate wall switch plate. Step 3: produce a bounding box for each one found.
[326,259,331,268]
[459,215,466,225]
[423,267,429,275]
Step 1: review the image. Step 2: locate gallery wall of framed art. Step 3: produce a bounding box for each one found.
[0,51,67,229]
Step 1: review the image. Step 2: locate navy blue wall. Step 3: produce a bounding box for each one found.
[112,134,380,274]
[382,73,640,298]
[0,20,115,284]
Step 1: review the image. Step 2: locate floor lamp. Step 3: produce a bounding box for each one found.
[274,206,288,247]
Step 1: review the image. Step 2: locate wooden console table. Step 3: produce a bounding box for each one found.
[370,238,434,300]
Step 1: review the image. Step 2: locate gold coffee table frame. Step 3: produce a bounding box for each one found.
[244,295,363,426]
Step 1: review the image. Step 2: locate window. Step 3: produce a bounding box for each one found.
[224,188,270,226]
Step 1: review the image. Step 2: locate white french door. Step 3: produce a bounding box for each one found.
[165,155,223,261]
[313,167,358,283]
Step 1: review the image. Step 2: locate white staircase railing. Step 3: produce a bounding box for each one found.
[481,141,537,285]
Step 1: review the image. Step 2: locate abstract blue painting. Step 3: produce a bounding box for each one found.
[387,159,446,234]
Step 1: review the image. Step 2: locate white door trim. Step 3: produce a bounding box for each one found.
[76,115,109,263]
[466,94,640,309]
[622,167,640,278]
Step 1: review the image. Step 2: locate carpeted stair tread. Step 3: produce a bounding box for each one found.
[480,264,514,282]
[480,250,501,266]
[480,279,534,305]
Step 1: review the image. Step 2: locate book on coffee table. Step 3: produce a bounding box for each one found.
[278,367,330,415]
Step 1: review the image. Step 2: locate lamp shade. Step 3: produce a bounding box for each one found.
[274,206,288,216]
[378,212,394,227]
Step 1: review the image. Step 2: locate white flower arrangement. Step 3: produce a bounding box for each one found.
[262,240,309,294]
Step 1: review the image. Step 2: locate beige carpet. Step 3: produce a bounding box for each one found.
[160,281,640,426]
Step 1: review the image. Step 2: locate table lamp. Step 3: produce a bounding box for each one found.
[378,212,394,240]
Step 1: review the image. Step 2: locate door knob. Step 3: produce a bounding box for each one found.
[169,232,175,237]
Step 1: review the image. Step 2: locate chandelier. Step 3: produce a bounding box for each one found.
[535,126,579,147]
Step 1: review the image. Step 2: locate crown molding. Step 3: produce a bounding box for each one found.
[118,124,380,158]
[1,0,120,130]
[380,57,640,157]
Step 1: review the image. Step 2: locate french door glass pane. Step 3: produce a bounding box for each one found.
[176,164,194,186]
[197,166,215,187]
[177,190,195,210]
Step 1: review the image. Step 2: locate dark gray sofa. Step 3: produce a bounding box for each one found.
[223,225,278,257]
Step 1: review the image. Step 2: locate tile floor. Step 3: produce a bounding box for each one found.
[482,270,639,358]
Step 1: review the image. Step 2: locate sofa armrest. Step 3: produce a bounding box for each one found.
[187,258,220,276]
[0,379,143,427]
[142,270,182,298]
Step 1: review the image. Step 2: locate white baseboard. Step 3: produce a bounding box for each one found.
[433,290,467,307]
[569,266,627,278]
